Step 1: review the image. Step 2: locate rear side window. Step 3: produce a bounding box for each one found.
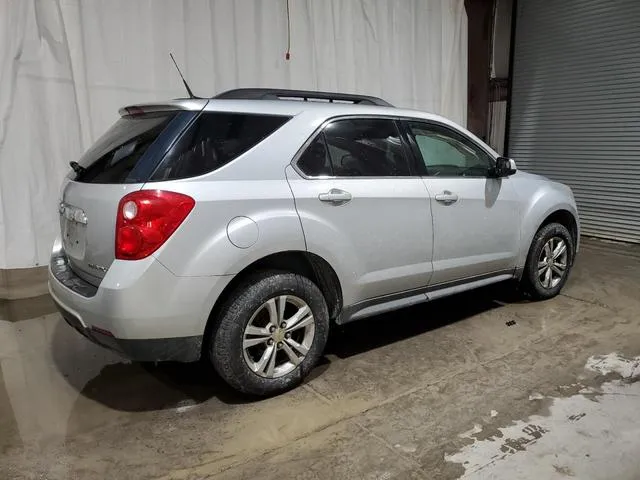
[150,112,290,181]
[297,118,410,177]
[75,112,175,183]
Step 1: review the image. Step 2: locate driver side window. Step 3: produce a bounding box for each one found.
[408,122,493,177]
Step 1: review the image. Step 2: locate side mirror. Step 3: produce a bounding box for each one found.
[493,157,517,177]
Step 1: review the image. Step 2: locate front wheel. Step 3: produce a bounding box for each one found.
[521,222,574,300]
[210,271,329,396]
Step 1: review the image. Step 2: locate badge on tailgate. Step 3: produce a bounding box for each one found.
[60,203,88,225]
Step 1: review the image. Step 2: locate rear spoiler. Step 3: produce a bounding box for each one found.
[118,98,208,117]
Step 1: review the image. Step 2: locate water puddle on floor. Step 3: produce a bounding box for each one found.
[445,352,640,479]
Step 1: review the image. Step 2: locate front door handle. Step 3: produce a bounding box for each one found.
[434,191,458,205]
[319,188,352,205]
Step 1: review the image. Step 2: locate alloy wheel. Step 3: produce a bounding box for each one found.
[242,295,315,378]
[537,237,568,289]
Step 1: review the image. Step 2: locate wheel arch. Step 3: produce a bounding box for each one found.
[203,250,343,354]
[517,204,580,279]
[538,209,579,249]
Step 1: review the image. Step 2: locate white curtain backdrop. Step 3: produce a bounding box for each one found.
[0,0,467,269]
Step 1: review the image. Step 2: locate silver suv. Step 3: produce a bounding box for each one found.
[49,89,579,396]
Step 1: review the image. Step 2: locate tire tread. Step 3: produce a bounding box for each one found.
[521,222,574,300]
[210,270,329,396]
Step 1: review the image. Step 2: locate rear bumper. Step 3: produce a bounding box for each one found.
[51,295,202,362]
[48,239,232,362]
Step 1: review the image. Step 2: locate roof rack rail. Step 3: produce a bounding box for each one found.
[213,88,394,107]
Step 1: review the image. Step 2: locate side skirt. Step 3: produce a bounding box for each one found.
[337,270,516,325]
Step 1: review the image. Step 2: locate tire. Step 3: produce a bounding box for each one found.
[521,222,575,300]
[209,271,329,396]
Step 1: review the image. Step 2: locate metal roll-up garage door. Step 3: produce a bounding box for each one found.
[508,0,640,243]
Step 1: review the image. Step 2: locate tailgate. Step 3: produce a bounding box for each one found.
[60,182,143,285]
[59,109,189,285]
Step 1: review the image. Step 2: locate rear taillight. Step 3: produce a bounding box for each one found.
[115,190,195,260]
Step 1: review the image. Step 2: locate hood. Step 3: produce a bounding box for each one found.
[514,170,550,182]
[513,170,575,199]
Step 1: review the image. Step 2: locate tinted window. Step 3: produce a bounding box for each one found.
[297,134,333,176]
[298,118,410,177]
[150,112,290,181]
[408,122,493,177]
[75,112,175,183]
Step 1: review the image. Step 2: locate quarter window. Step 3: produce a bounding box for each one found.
[408,122,493,177]
[297,118,410,177]
[151,112,290,181]
[297,134,333,176]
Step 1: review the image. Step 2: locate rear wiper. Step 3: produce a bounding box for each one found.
[69,161,86,175]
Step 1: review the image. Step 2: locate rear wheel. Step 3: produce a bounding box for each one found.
[521,222,574,300]
[210,271,329,396]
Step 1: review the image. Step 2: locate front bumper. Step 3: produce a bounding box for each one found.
[48,240,232,362]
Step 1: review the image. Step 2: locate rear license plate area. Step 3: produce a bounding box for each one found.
[62,216,87,259]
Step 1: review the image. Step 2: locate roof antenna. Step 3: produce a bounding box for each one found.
[169,53,196,99]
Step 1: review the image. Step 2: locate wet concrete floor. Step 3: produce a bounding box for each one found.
[1,238,640,479]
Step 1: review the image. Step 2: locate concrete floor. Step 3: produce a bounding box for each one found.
[2,239,640,479]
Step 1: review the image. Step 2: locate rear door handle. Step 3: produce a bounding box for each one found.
[319,189,352,205]
[434,191,458,205]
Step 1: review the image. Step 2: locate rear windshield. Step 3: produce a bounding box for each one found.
[74,112,176,183]
[149,112,291,181]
